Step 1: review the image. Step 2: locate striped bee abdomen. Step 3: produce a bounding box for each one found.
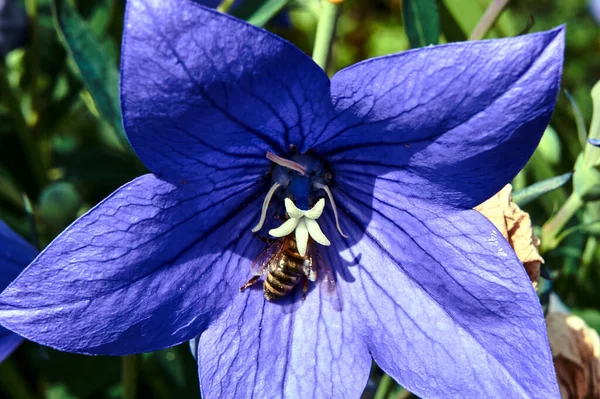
[263,250,305,301]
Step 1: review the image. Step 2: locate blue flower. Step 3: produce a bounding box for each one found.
[589,138,600,146]
[0,1,565,397]
[0,0,28,58]
[0,220,37,362]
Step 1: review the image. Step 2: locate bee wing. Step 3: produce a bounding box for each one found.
[250,239,284,276]
[318,249,345,311]
[318,260,336,296]
[307,245,336,296]
[304,244,343,310]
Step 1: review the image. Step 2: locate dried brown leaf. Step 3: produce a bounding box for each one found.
[475,185,543,287]
[547,312,600,399]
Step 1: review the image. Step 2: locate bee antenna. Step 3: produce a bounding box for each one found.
[313,183,348,238]
[251,182,281,233]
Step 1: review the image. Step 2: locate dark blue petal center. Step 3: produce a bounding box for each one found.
[271,150,332,211]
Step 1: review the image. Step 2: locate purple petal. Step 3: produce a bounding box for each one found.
[589,138,600,147]
[0,220,38,287]
[121,0,333,181]
[197,287,370,398]
[316,27,565,208]
[0,174,266,354]
[190,0,221,7]
[0,330,23,363]
[322,179,559,398]
[0,220,35,362]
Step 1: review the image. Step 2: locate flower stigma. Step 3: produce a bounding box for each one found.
[270,198,330,256]
[251,150,346,251]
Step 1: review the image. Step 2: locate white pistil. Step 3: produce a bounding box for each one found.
[313,183,348,238]
[269,198,330,256]
[251,182,281,233]
[266,152,307,175]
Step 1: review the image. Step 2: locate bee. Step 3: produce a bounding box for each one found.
[240,235,335,301]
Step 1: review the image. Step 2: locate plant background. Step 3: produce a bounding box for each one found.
[0,0,599,398]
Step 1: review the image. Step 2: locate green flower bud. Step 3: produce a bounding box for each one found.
[38,181,82,229]
[573,154,600,202]
[536,125,562,165]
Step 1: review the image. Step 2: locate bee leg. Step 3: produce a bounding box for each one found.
[302,277,309,301]
[240,276,261,292]
[252,233,275,244]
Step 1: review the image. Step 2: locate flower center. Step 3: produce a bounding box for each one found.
[251,150,347,256]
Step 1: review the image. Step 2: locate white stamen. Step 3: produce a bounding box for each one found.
[305,218,330,246]
[314,183,348,238]
[251,182,281,233]
[266,152,306,175]
[304,198,325,219]
[269,218,299,237]
[284,198,304,219]
[269,198,331,257]
[295,219,310,257]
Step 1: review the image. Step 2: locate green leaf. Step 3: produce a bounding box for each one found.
[565,90,588,149]
[438,0,467,42]
[232,0,290,27]
[402,0,440,48]
[513,172,573,207]
[52,0,128,149]
[583,201,600,236]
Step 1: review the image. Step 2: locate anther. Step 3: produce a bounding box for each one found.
[313,183,348,238]
[269,198,330,256]
[251,182,281,233]
[266,152,306,175]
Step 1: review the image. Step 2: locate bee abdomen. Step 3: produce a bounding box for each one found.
[264,269,300,301]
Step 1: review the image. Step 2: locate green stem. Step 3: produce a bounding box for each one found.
[141,355,173,398]
[312,0,342,71]
[24,0,48,175]
[541,193,584,252]
[374,373,394,399]
[0,64,47,188]
[122,355,138,399]
[579,237,598,282]
[0,360,36,399]
[25,0,40,122]
[469,0,511,41]
[217,0,236,13]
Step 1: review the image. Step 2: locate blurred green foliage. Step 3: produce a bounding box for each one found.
[0,0,599,398]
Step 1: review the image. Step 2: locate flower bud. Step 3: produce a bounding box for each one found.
[537,126,562,166]
[38,181,82,229]
[547,311,600,399]
[475,184,543,288]
[573,154,600,202]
